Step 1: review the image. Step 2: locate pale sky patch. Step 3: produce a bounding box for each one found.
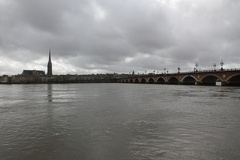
[92,2,106,22]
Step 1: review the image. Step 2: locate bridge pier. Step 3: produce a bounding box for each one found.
[220,81,228,86]
[195,81,202,85]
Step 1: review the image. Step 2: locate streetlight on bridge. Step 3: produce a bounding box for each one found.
[164,68,166,74]
[213,63,216,71]
[177,66,181,73]
[195,62,199,72]
[220,60,224,71]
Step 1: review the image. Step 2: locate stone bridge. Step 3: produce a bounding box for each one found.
[117,69,240,86]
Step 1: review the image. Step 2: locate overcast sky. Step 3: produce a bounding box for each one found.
[0,0,239,75]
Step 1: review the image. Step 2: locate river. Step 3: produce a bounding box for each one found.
[0,83,240,160]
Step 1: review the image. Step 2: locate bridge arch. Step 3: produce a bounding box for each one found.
[135,79,140,83]
[140,78,146,83]
[148,78,155,84]
[168,77,179,84]
[182,75,197,85]
[157,77,166,84]
[200,75,222,85]
[129,79,133,83]
[226,74,240,86]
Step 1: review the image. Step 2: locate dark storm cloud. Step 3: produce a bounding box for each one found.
[0,0,240,75]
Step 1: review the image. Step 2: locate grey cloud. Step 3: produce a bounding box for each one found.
[0,0,240,75]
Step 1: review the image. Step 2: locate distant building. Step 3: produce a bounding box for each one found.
[0,75,9,83]
[47,49,52,76]
[22,70,45,76]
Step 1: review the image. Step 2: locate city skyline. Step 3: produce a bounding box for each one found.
[0,0,240,75]
[0,49,236,76]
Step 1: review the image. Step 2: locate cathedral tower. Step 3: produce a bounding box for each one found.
[47,49,52,76]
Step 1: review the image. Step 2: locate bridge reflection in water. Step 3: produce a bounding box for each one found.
[118,69,240,86]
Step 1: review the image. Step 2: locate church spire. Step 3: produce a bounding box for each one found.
[47,49,52,76]
[49,49,51,62]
